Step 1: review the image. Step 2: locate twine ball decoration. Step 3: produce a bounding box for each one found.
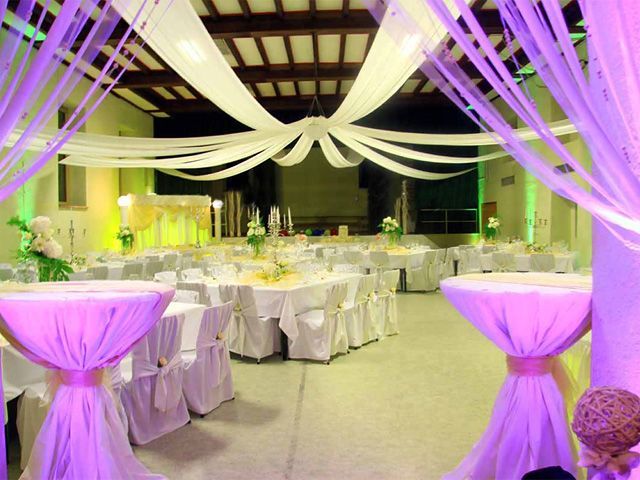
[572,386,640,455]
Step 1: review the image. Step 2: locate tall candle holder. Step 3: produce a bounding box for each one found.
[268,215,281,247]
[287,221,295,237]
[523,211,548,229]
[194,210,204,248]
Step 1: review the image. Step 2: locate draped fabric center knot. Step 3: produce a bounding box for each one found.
[506,355,556,376]
[58,368,105,388]
[304,116,329,141]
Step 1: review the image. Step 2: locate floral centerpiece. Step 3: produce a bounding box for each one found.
[484,216,500,241]
[116,225,134,253]
[379,216,403,247]
[7,216,73,282]
[259,260,289,282]
[526,242,548,253]
[247,217,266,257]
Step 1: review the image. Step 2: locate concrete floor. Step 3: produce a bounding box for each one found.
[129,291,505,480]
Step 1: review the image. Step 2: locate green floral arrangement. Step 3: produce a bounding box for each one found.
[116,225,134,252]
[247,217,266,257]
[7,216,73,282]
[70,253,87,271]
[379,216,403,247]
[526,242,548,253]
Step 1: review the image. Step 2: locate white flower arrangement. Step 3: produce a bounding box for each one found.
[260,260,288,282]
[247,217,266,256]
[116,224,134,251]
[7,215,72,281]
[485,216,501,240]
[379,216,403,245]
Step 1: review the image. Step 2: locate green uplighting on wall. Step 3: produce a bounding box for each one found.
[2,11,47,41]
[477,161,486,233]
[524,171,537,243]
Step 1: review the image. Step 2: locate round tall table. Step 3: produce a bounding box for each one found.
[0,281,174,480]
[440,273,592,480]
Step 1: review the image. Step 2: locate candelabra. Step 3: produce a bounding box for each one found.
[287,220,295,236]
[57,220,85,257]
[523,211,548,229]
[268,215,281,247]
[193,210,204,248]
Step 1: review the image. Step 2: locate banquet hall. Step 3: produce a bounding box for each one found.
[0,0,637,479]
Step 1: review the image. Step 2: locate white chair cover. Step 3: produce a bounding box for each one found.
[407,249,438,291]
[530,253,556,273]
[458,248,482,275]
[183,302,235,415]
[219,284,277,362]
[176,281,211,306]
[121,262,143,280]
[491,252,517,272]
[345,274,378,347]
[89,265,109,280]
[155,270,177,284]
[162,253,178,271]
[288,282,349,362]
[379,269,400,336]
[120,314,190,445]
[144,260,164,280]
[434,248,447,287]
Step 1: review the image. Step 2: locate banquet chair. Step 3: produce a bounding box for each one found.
[121,262,143,280]
[491,252,517,272]
[288,282,349,363]
[144,260,164,280]
[163,253,178,271]
[181,253,194,269]
[181,268,204,281]
[182,302,235,416]
[17,366,128,469]
[0,268,13,281]
[89,265,109,280]
[343,250,367,274]
[406,250,438,292]
[458,248,482,275]
[120,314,190,445]
[378,269,400,336]
[145,255,160,262]
[176,281,211,306]
[369,251,390,288]
[315,247,326,260]
[530,253,556,273]
[155,271,177,284]
[344,274,378,347]
[443,247,459,278]
[219,284,278,363]
[434,249,447,287]
[174,289,200,304]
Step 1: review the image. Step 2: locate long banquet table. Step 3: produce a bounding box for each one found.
[479,252,577,273]
[204,271,362,358]
[440,273,592,480]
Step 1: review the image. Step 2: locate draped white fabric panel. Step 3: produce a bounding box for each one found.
[21,0,574,182]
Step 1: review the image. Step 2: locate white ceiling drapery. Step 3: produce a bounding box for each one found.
[12,1,577,181]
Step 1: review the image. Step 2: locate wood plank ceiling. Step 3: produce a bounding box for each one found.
[6,0,585,119]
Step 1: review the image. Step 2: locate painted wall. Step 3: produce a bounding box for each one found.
[275,147,368,219]
[0,64,153,263]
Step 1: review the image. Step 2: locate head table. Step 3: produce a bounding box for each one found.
[440,273,592,480]
[0,281,174,480]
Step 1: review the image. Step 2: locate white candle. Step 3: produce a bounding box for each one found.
[288,207,292,225]
[256,207,260,223]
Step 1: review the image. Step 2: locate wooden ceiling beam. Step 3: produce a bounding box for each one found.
[116,63,484,88]
[157,92,453,114]
[203,0,220,20]
[238,0,251,20]
[274,0,284,19]
[342,0,349,17]
[72,10,584,48]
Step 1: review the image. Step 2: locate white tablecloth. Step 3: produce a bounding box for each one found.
[441,273,592,479]
[207,272,362,340]
[480,252,577,273]
[2,301,202,403]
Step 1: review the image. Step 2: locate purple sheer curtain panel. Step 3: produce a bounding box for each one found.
[364,0,640,247]
[0,0,168,203]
